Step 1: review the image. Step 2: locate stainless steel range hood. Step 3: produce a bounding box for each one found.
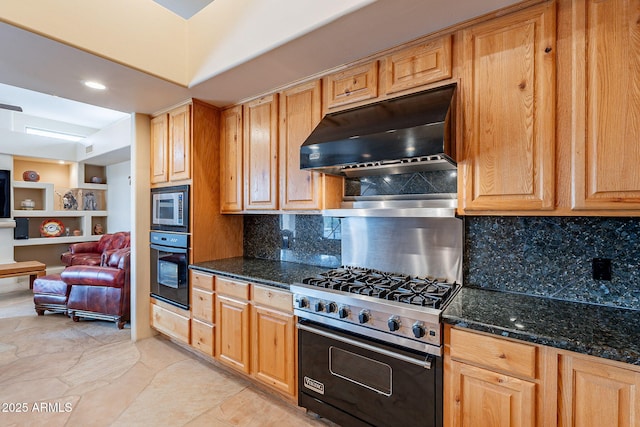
[300,84,456,177]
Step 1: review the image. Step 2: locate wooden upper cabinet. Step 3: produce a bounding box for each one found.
[244,95,279,210]
[324,61,378,110]
[460,2,556,212]
[571,0,640,210]
[384,35,453,95]
[150,114,168,184]
[220,105,243,213]
[279,80,343,210]
[168,104,191,182]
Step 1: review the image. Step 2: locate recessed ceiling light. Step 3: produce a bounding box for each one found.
[84,81,107,90]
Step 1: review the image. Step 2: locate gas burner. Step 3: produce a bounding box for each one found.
[302,266,457,307]
[386,280,454,308]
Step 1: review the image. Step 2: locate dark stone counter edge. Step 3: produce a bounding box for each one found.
[188,265,290,291]
[442,315,640,366]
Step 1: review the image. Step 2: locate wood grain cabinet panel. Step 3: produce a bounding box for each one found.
[571,0,640,210]
[279,80,343,211]
[384,35,452,95]
[449,327,537,379]
[460,2,556,212]
[150,301,190,344]
[220,105,244,213]
[558,353,640,427]
[215,294,250,374]
[325,61,378,110]
[251,305,296,397]
[449,360,536,427]
[243,95,279,210]
[168,104,191,182]
[150,114,168,184]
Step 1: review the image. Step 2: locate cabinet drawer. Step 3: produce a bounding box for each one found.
[384,35,452,95]
[150,302,190,344]
[192,287,214,323]
[449,328,537,379]
[252,285,293,313]
[191,318,214,356]
[325,61,378,109]
[216,277,250,300]
[191,270,214,291]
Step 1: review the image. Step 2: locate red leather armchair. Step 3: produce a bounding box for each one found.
[61,231,130,266]
[61,247,130,329]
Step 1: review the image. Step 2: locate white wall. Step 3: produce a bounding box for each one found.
[106,160,131,233]
[0,154,17,292]
[78,116,131,163]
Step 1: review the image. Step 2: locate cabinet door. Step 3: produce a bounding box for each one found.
[215,294,250,373]
[325,61,378,110]
[243,95,278,210]
[251,305,296,396]
[279,80,324,210]
[558,354,640,427]
[460,3,556,211]
[571,0,640,210]
[384,35,452,95]
[220,105,243,212]
[150,114,168,184]
[168,104,191,182]
[449,360,536,427]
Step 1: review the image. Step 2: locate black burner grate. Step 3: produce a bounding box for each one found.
[302,266,457,307]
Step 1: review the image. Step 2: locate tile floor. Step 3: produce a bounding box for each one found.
[0,289,334,427]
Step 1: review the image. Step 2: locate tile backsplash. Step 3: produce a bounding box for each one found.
[465,216,640,310]
[242,210,640,310]
[244,214,341,268]
[345,170,457,197]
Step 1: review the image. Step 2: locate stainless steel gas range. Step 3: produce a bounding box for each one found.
[293,215,463,427]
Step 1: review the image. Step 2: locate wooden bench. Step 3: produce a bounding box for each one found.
[0,261,47,289]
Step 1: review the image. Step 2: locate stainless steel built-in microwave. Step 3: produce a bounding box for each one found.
[151,185,189,232]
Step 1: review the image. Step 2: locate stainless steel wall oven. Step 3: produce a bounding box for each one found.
[150,231,189,309]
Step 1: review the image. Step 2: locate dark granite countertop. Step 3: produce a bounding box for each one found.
[443,286,640,366]
[190,257,331,290]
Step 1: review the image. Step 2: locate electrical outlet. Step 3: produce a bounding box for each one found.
[592,258,612,281]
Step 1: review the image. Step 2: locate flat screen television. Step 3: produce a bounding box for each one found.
[0,169,10,218]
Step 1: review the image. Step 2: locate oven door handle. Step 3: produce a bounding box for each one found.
[150,243,187,253]
[297,323,432,369]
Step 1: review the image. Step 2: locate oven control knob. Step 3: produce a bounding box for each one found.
[325,302,338,313]
[314,301,325,312]
[297,298,309,309]
[412,322,426,338]
[387,317,401,332]
[358,310,370,324]
[338,306,350,319]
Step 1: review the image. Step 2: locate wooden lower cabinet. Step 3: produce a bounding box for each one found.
[449,360,536,427]
[251,286,296,398]
[190,270,215,356]
[215,293,251,374]
[446,326,539,427]
[558,353,640,427]
[446,325,640,427]
[150,299,190,344]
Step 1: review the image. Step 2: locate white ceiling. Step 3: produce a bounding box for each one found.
[0,0,523,132]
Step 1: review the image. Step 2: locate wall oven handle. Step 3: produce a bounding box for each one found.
[297,323,432,369]
[150,243,187,253]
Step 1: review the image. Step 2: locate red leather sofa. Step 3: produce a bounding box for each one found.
[61,247,131,329]
[61,231,130,267]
